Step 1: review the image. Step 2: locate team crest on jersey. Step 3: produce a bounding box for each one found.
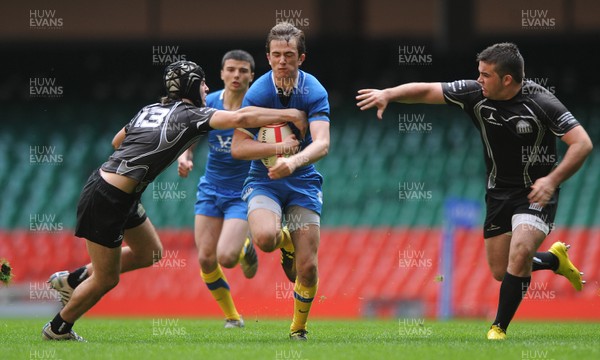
[215,135,233,152]
[516,119,533,134]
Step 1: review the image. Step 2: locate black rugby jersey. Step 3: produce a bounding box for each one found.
[101,101,216,192]
[442,80,580,190]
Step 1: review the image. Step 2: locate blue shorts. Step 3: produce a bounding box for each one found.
[195,177,247,220]
[241,171,324,215]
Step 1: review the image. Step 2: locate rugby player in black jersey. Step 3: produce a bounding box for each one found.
[42,61,306,341]
[356,43,593,340]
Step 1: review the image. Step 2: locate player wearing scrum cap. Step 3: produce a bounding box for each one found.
[357,43,592,340]
[231,22,330,341]
[43,60,307,341]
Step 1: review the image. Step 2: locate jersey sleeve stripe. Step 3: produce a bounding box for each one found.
[444,94,465,109]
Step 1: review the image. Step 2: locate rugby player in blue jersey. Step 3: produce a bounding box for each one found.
[177,50,298,328]
[231,22,330,341]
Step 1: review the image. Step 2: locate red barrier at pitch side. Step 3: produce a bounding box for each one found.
[1,228,598,319]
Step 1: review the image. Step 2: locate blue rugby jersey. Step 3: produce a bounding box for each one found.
[239,70,330,179]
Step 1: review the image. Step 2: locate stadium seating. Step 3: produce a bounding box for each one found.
[2,102,598,229]
[1,102,599,319]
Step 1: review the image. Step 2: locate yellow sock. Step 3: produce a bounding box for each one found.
[290,279,318,332]
[275,227,294,252]
[201,265,240,321]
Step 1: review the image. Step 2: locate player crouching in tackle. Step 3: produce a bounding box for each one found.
[42,60,306,341]
[357,42,592,340]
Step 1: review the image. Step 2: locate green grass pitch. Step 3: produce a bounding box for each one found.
[2,318,599,359]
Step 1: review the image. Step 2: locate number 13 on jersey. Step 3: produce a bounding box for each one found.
[132,107,171,128]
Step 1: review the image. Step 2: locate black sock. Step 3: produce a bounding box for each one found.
[50,313,73,334]
[67,266,89,289]
[532,252,559,272]
[492,272,531,332]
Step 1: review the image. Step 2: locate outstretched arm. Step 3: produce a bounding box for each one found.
[356,83,445,119]
[528,126,593,207]
[209,106,307,135]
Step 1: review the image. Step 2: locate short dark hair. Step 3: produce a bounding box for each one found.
[265,22,306,56]
[221,50,255,73]
[476,43,524,83]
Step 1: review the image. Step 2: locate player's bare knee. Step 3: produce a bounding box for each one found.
[255,239,276,252]
[296,261,318,284]
[509,249,532,269]
[253,231,277,252]
[198,247,217,265]
[217,252,239,268]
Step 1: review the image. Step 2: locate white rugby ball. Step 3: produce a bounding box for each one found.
[258,122,293,167]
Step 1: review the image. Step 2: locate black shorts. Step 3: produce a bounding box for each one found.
[483,187,559,239]
[124,201,147,230]
[75,170,146,248]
